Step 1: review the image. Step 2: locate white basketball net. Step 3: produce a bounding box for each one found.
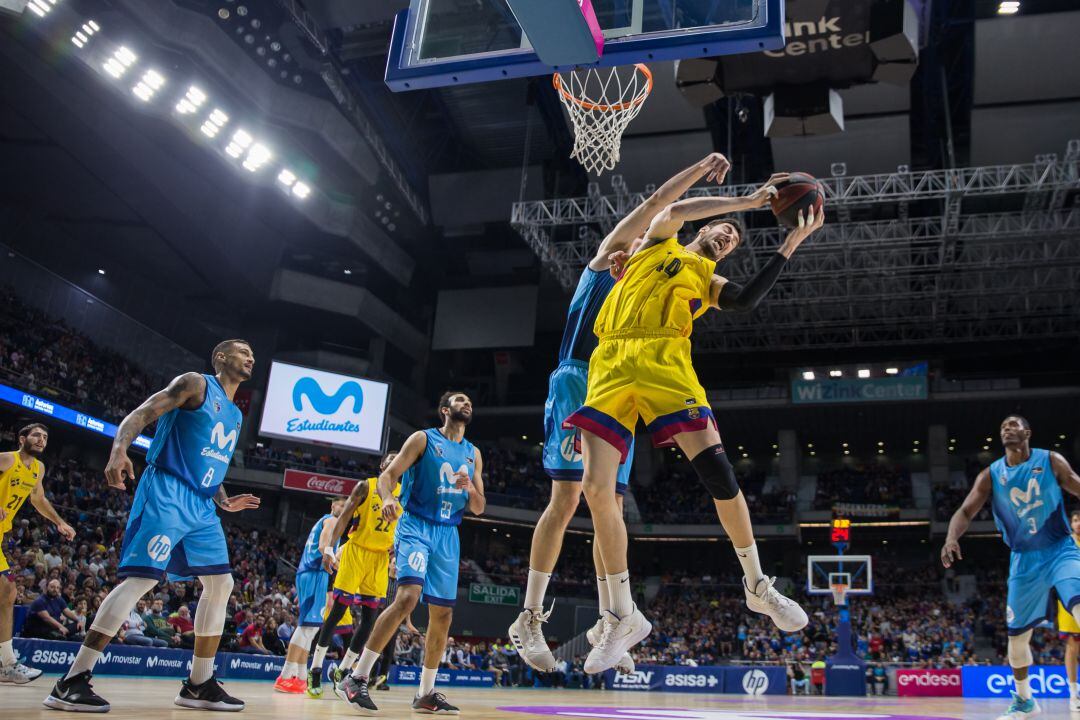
[830,583,849,606]
[553,63,653,176]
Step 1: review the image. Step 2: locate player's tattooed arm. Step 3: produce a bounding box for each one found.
[941,467,992,567]
[212,485,260,512]
[106,372,206,489]
[29,475,76,540]
[592,153,732,270]
[1051,452,1080,499]
[379,431,427,522]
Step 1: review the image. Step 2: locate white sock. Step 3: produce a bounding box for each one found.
[734,542,765,587]
[64,647,102,680]
[419,666,438,696]
[596,577,610,616]
[281,661,299,679]
[340,650,359,672]
[524,569,551,611]
[1016,676,1031,700]
[311,644,329,671]
[352,647,380,679]
[1072,680,1079,698]
[191,655,214,685]
[0,640,15,667]
[607,570,633,618]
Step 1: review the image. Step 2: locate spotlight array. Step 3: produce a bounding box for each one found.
[71,19,99,48]
[176,86,207,115]
[103,46,137,79]
[200,108,229,138]
[132,69,165,102]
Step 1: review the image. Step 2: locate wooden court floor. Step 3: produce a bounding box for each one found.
[0,675,1062,718]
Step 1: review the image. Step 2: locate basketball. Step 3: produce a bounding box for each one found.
[769,172,825,228]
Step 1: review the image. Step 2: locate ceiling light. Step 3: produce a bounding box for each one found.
[72,36,85,48]
[187,86,207,106]
[277,169,296,187]
[878,449,884,454]
[878,441,884,447]
[225,143,243,158]
[998,1,1019,14]
[1060,435,1067,440]
[842,443,849,448]
[200,121,220,137]
[913,440,920,445]
[115,47,137,67]
[88,20,100,32]
[802,371,815,381]
[741,453,748,458]
[291,182,311,199]
[857,369,870,378]
[807,443,813,449]
[132,83,153,102]
[218,8,230,19]
[232,129,253,148]
[829,369,842,377]
[103,58,125,78]
[27,2,45,17]
[985,437,992,443]
[75,31,87,43]
[343,269,352,275]
[885,367,899,375]
[209,108,229,126]
[97,268,106,275]
[143,70,165,90]
[843,450,850,455]
[809,451,815,457]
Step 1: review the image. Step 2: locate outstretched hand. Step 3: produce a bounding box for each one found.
[748,173,790,208]
[219,493,261,512]
[608,250,631,279]
[778,206,825,257]
[700,153,731,184]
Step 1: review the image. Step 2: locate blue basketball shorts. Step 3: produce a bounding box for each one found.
[296,569,331,627]
[543,359,632,493]
[1006,536,1080,635]
[394,512,459,607]
[118,465,231,582]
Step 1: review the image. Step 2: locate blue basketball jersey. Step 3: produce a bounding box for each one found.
[298,513,333,573]
[146,374,243,497]
[990,448,1068,552]
[399,428,477,526]
[558,267,616,363]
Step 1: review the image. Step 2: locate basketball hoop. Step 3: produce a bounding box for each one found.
[553,63,653,175]
[830,583,849,606]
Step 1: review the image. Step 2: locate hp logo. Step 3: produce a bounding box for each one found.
[146,534,173,562]
[742,668,770,695]
[559,433,581,463]
[408,551,427,573]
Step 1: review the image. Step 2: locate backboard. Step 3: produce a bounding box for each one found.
[807,555,873,603]
[385,0,785,91]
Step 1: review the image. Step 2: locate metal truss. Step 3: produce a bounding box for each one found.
[512,146,1080,352]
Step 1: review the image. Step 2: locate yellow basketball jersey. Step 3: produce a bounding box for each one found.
[0,451,43,534]
[345,478,400,552]
[595,236,716,339]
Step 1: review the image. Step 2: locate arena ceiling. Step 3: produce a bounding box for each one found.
[0,0,1078,390]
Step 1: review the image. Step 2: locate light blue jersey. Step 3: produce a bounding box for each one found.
[990,448,1068,552]
[298,513,334,573]
[558,267,616,363]
[399,428,477,526]
[147,374,242,497]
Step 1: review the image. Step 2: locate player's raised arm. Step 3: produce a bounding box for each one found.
[105,371,206,489]
[379,431,427,521]
[941,467,993,567]
[1052,452,1080,499]
[646,173,789,241]
[709,207,825,311]
[327,480,367,550]
[591,153,731,270]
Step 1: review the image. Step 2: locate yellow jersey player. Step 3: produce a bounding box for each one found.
[306,452,401,698]
[1,423,75,685]
[1059,509,1080,711]
[564,173,823,672]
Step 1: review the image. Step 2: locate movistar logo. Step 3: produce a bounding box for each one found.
[292,377,364,415]
[210,422,238,451]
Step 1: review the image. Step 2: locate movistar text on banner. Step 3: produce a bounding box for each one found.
[791,376,927,405]
[0,382,152,450]
[258,361,390,454]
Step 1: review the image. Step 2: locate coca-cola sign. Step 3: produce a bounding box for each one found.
[896,668,962,697]
[282,469,361,496]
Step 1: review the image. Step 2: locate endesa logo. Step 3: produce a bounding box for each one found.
[963,665,1069,698]
[896,669,962,697]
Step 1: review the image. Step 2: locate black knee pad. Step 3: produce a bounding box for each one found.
[690,444,739,500]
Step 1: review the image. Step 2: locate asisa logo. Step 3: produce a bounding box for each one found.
[287,377,364,435]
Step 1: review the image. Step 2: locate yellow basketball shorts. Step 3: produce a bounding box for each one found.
[564,334,714,462]
[1059,600,1080,635]
[333,543,390,607]
[0,544,9,577]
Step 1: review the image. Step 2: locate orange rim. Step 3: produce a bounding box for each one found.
[552,63,653,112]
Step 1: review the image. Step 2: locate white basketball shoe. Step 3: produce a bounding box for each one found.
[744,576,809,632]
[584,607,651,674]
[586,617,634,674]
[508,606,557,673]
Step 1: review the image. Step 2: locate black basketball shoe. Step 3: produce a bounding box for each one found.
[174,675,244,711]
[42,671,111,713]
[341,674,379,715]
[412,691,460,715]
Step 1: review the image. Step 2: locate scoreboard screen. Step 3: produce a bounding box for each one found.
[830,517,851,545]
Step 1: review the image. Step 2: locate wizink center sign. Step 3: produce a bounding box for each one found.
[258,361,390,453]
[791,376,927,405]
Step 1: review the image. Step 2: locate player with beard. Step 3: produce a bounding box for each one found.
[0,423,75,684]
[45,340,261,713]
[338,392,485,715]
